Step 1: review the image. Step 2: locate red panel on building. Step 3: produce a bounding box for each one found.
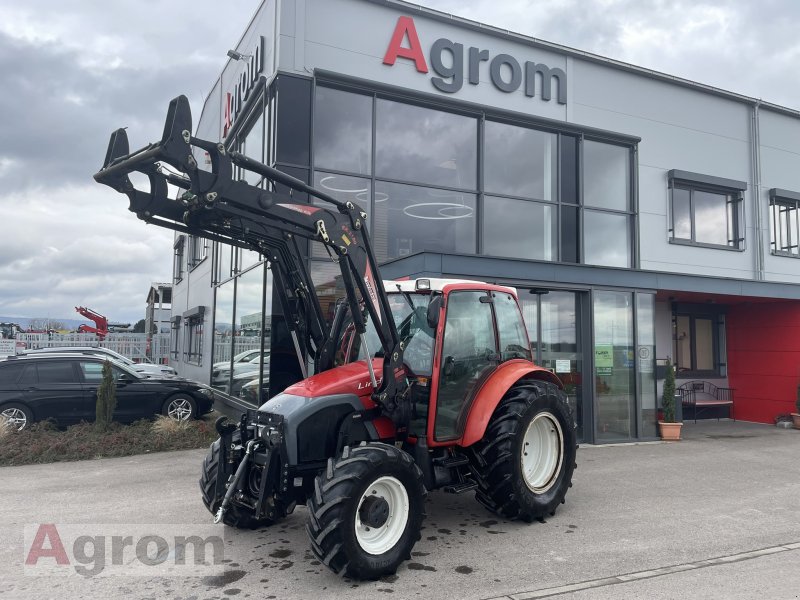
[726,302,800,423]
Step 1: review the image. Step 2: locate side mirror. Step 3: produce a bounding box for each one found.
[427,296,442,330]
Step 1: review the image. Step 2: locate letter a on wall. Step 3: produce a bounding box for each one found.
[383,16,429,73]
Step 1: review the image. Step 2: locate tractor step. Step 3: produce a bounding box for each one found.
[443,481,477,494]
[433,455,470,469]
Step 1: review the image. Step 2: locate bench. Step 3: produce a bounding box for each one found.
[677,381,735,423]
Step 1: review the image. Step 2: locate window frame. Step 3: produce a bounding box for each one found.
[173,236,185,283]
[188,236,209,271]
[672,304,726,378]
[769,188,800,258]
[668,170,746,251]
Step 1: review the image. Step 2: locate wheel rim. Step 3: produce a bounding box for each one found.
[167,398,192,421]
[354,476,409,555]
[1,408,28,431]
[521,411,564,494]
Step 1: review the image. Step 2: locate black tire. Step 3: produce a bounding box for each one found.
[306,442,426,580]
[162,394,197,421]
[0,402,34,431]
[468,380,577,522]
[199,438,277,529]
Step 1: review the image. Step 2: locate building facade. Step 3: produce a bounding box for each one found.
[169,0,800,443]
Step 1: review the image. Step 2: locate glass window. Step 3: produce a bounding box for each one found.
[312,172,371,259]
[484,122,556,200]
[583,141,630,211]
[36,361,78,384]
[373,181,476,262]
[673,310,722,376]
[483,196,556,261]
[0,363,25,385]
[170,318,181,360]
[188,236,208,268]
[494,293,532,362]
[593,291,635,441]
[213,281,235,389]
[636,294,657,439]
[583,211,631,268]
[436,291,497,440]
[185,317,204,365]
[241,113,264,186]
[276,76,311,166]
[670,183,742,249]
[79,361,104,384]
[376,99,477,189]
[173,237,185,283]
[770,195,800,256]
[313,87,372,175]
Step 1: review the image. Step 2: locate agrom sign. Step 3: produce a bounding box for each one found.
[383,16,567,104]
[223,36,266,138]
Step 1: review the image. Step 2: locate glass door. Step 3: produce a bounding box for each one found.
[520,290,588,441]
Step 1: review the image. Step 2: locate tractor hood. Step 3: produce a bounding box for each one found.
[282,360,389,399]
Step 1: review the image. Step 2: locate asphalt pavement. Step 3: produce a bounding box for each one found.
[1,420,799,600]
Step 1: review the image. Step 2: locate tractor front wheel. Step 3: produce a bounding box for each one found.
[468,380,577,522]
[306,442,426,580]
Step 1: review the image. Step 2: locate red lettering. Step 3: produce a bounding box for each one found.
[383,16,428,73]
[223,92,233,137]
[25,524,69,566]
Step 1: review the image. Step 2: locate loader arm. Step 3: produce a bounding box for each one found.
[93,95,408,422]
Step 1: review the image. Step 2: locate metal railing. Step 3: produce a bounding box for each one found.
[15,333,171,364]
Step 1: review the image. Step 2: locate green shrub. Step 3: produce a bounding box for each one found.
[662,360,676,423]
[95,360,117,430]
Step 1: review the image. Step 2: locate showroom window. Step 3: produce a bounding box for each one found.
[769,188,800,257]
[669,170,745,250]
[583,140,633,268]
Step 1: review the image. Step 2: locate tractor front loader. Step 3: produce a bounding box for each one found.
[94,95,577,580]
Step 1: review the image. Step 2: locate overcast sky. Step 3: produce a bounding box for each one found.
[1,0,798,323]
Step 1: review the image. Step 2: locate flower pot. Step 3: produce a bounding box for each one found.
[659,421,683,441]
[792,413,800,430]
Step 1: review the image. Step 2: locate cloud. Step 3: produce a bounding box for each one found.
[0,0,259,323]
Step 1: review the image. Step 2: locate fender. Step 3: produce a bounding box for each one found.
[459,359,563,447]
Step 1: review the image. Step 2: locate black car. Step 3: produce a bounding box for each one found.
[0,353,215,430]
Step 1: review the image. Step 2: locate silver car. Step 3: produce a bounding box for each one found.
[21,346,177,376]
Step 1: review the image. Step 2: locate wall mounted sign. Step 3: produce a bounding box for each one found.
[383,16,567,104]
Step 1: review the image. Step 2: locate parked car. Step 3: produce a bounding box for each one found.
[212,351,269,390]
[230,358,270,397]
[239,377,269,406]
[22,346,177,376]
[0,353,214,430]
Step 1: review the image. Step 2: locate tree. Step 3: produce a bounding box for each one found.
[95,360,117,430]
[132,319,146,333]
[27,318,66,331]
[662,360,676,423]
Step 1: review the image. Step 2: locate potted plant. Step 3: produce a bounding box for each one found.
[792,383,800,430]
[659,360,683,441]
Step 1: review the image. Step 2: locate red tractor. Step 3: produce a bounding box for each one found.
[95,96,577,580]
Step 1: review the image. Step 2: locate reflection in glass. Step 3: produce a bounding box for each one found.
[671,188,691,239]
[584,211,631,268]
[373,181,476,262]
[675,315,691,371]
[231,265,269,397]
[313,87,372,175]
[212,281,235,391]
[242,113,264,186]
[636,294,657,438]
[311,260,347,327]
[583,141,630,211]
[594,290,635,441]
[695,318,714,370]
[376,99,477,189]
[312,172,371,259]
[240,249,262,272]
[484,122,556,200]
[694,190,730,246]
[483,196,556,261]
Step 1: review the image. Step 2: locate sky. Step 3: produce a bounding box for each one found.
[1,0,799,323]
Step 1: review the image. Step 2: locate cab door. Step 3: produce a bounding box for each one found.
[433,291,498,440]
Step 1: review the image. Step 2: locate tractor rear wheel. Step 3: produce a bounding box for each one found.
[468,380,577,522]
[199,437,278,529]
[306,442,426,580]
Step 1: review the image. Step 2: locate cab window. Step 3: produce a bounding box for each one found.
[494,292,532,361]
